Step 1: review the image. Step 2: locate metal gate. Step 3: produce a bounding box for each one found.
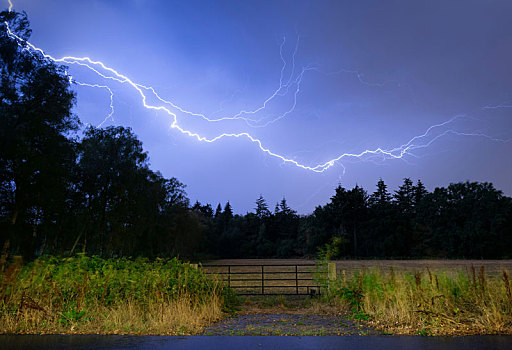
[202,263,321,295]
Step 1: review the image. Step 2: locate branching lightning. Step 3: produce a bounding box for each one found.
[71,78,115,127]
[2,1,510,174]
[145,36,312,128]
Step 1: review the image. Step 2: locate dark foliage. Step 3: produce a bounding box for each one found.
[0,11,78,258]
[198,178,512,259]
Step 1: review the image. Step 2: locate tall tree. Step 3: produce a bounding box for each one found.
[389,178,416,256]
[255,195,271,218]
[223,201,233,220]
[274,197,299,257]
[75,126,195,257]
[0,11,78,257]
[394,178,414,214]
[278,197,295,216]
[366,179,395,256]
[76,126,149,255]
[214,203,222,218]
[345,185,368,257]
[370,178,392,207]
[413,179,428,207]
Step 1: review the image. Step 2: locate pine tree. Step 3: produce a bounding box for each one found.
[394,178,414,214]
[223,201,233,219]
[214,203,222,218]
[279,197,296,215]
[370,178,392,207]
[413,179,428,206]
[255,195,271,218]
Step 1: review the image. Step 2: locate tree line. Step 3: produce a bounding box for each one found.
[194,178,512,259]
[1,11,511,260]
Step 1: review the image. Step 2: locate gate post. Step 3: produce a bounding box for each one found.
[328,262,336,294]
[295,265,299,295]
[261,265,265,295]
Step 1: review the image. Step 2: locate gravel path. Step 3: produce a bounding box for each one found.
[203,314,378,336]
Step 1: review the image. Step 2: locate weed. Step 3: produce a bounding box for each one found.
[352,311,370,321]
[417,328,432,336]
[220,286,241,315]
[58,308,86,326]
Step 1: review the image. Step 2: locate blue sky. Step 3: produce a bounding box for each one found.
[9,0,512,213]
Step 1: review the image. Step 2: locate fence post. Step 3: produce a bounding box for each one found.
[328,262,336,294]
[228,265,231,288]
[295,265,299,295]
[261,265,265,295]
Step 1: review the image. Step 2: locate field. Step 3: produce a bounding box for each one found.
[207,259,512,275]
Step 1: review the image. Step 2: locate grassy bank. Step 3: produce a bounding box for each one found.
[5,257,511,336]
[0,255,229,335]
[327,266,512,335]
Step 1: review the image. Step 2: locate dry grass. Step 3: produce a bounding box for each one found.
[331,266,512,335]
[0,295,222,335]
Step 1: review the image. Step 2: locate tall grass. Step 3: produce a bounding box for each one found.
[0,255,227,334]
[327,266,512,335]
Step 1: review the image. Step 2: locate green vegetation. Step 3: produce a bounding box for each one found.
[0,255,228,334]
[326,266,512,335]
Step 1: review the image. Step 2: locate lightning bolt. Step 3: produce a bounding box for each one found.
[2,7,509,174]
[71,79,115,127]
[482,102,512,109]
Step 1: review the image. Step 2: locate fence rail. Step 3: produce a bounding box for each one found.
[202,263,322,296]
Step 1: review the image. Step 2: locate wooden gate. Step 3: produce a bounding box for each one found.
[202,263,321,295]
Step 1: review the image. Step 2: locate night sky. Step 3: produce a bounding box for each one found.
[9,0,512,213]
